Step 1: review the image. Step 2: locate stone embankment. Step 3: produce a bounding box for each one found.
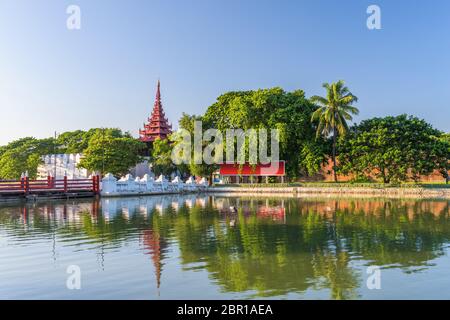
[209,186,450,199]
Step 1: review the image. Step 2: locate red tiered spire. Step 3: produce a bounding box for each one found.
[139,80,172,142]
[141,229,165,290]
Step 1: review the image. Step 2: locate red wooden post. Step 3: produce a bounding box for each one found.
[92,175,96,193]
[47,175,51,188]
[24,177,29,194]
[97,175,100,194]
[63,176,68,192]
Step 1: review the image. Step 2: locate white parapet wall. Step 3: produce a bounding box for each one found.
[38,153,90,179]
[101,173,208,197]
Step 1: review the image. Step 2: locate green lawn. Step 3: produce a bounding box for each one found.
[213,182,450,189]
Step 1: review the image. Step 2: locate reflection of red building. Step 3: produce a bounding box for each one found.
[139,80,172,144]
[219,203,286,222]
[142,229,167,290]
[257,206,286,221]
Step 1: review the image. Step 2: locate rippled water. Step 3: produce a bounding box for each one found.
[1,194,450,299]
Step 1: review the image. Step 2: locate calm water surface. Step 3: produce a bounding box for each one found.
[1,194,450,299]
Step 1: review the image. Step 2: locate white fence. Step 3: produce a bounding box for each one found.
[101,173,208,196]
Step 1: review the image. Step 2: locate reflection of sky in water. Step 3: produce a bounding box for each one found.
[1,195,450,299]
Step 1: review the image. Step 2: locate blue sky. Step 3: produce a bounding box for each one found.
[0,0,449,145]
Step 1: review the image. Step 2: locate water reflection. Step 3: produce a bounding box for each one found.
[1,195,450,299]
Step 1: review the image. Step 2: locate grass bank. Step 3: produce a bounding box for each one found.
[213,182,450,189]
[210,183,450,199]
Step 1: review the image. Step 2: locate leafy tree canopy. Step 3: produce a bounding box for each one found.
[78,129,144,177]
[201,88,328,178]
[177,113,218,183]
[56,128,125,154]
[0,137,55,179]
[151,137,176,177]
[441,133,450,144]
[339,115,450,183]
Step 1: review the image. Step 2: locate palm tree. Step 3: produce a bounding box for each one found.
[310,80,359,182]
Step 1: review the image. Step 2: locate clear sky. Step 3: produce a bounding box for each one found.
[1,0,449,145]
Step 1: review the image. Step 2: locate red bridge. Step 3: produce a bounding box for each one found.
[0,176,100,200]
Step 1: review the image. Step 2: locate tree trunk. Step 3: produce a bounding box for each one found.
[332,127,338,182]
[382,167,389,184]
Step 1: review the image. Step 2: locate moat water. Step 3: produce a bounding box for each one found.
[1,194,450,299]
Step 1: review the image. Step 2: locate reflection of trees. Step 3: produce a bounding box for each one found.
[171,197,450,298]
[330,200,450,269]
[312,250,359,300]
[0,196,450,299]
[173,201,359,298]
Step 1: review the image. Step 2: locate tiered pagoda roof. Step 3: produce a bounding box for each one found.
[139,80,172,142]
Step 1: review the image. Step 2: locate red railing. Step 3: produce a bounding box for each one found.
[0,175,100,195]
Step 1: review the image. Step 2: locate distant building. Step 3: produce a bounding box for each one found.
[139,80,172,146]
[135,80,173,176]
[37,154,91,179]
[217,161,286,184]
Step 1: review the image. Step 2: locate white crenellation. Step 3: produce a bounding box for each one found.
[101,174,208,196]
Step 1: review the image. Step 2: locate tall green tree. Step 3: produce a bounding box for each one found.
[151,137,176,176]
[202,88,327,179]
[177,113,218,184]
[178,112,202,133]
[56,129,108,154]
[339,115,450,183]
[310,80,359,182]
[78,129,144,177]
[0,137,55,179]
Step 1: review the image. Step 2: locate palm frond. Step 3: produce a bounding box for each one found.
[310,95,328,107]
[310,80,359,139]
